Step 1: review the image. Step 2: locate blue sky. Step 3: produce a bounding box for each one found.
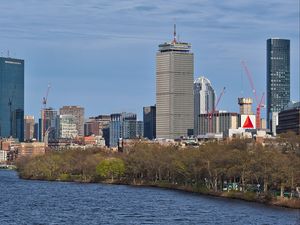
[0,0,299,120]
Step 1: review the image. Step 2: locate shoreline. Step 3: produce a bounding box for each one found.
[18,174,300,210]
[122,182,300,210]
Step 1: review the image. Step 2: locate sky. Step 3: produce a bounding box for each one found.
[0,0,299,120]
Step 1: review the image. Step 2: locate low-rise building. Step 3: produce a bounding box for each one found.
[198,111,239,137]
[19,142,45,157]
[0,138,20,162]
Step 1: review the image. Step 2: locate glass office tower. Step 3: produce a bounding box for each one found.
[193,76,216,136]
[0,57,24,141]
[266,38,290,130]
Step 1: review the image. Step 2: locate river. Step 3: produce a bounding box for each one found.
[0,170,299,225]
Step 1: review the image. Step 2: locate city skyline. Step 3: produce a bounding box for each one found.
[0,1,299,120]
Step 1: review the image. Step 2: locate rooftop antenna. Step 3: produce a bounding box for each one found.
[173,23,177,44]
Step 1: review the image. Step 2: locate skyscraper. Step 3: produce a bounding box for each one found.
[156,26,194,139]
[59,106,84,136]
[193,76,215,136]
[143,105,156,140]
[0,57,24,141]
[109,112,139,147]
[267,38,290,131]
[109,113,122,147]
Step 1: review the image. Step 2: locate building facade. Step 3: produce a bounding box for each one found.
[198,112,239,136]
[40,108,58,141]
[277,102,300,135]
[109,112,142,147]
[19,142,45,157]
[156,30,194,139]
[136,121,144,138]
[143,105,156,140]
[59,106,84,136]
[266,38,290,131]
[194,76,215,136]
[24,115,35,141]
[57,115,78,139]
[0,57,24,141]
[122,113,137,139]
[109,113,123,147]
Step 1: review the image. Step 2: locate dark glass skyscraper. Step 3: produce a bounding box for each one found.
[143,105,156,140]
[0,57,24,141]
[266,38,290,130]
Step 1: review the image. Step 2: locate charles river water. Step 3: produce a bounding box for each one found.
[0,170,299,225]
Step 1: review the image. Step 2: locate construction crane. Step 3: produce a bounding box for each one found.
[208,87,226,133]
[42,84,51,141]
[42,84,51,109]
[241,61,265,129]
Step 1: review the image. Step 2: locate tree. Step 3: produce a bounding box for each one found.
[96,158,125,182]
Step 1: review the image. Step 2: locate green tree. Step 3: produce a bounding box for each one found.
[96,158,125,182]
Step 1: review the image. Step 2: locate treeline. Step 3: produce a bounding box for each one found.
[16,135,300,201]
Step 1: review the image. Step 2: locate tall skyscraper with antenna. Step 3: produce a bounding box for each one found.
[156,25,194,139]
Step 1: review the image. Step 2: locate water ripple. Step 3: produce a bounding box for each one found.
[0,170,299,225]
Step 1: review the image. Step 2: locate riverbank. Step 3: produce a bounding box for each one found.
[105,180,300,209]
[18,173,300,209]
[15,142,300,209]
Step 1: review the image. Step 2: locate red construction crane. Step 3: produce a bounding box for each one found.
[208,87,226,133]
[241,61,265,129]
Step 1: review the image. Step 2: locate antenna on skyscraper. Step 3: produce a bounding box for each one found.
[173,23,177,44]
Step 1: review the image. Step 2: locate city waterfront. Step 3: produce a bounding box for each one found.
[1,170,299,225]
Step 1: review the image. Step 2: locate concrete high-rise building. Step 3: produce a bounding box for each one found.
[59,106,84,136]
[84,119,100,136]
[94,115,111,137]
[156,26,194,139]
[143,105,156,140]
[267,38,290,131]
[0,57,24,141]
[84,115,110,137]
[194,76,216,136]
[24,115,35,141]
[57,115,78,139]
